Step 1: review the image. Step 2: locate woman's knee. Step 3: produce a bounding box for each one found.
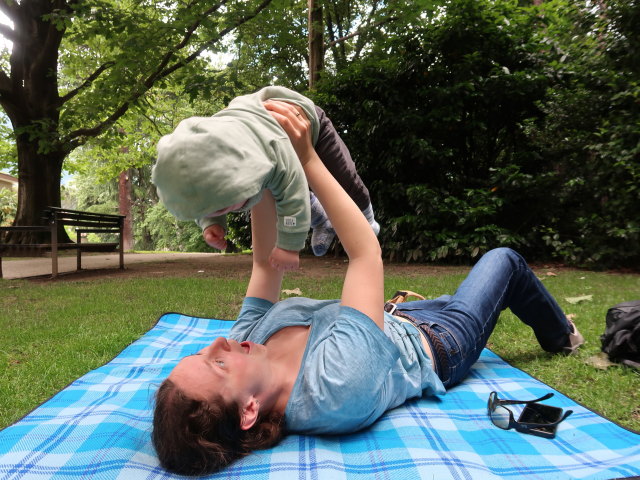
[483,247,522,264]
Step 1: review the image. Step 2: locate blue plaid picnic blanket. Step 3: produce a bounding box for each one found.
[1,313,639,480]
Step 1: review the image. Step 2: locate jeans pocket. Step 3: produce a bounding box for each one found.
[429,323,460,356]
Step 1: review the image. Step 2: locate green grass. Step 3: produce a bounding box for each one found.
[1,260,638,432]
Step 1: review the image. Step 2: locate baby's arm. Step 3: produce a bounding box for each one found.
[269,246,300,272]
[203,223,227,250]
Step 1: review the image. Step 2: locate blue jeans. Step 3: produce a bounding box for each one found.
[394,248,572,388]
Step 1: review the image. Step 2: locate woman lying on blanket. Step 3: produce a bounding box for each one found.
[151,101,585,475]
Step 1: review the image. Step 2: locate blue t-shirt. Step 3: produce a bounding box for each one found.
[229,296,446,435]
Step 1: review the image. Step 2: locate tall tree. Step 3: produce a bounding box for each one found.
[229,0,429,91]
[308,0,323,88]
[0,0,272,243]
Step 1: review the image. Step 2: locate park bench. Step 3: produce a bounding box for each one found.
[0,207,125,278]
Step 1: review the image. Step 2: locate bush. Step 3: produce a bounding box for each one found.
[313,0,640,268]
[529,0,640,267]
[314,0,550,263]
[0,187,17,226]
[140,203,208,252]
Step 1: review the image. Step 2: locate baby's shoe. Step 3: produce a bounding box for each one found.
[311,221,336,256]
[309,194,381,256]
[310,193,336,256]
[562,320,585,355]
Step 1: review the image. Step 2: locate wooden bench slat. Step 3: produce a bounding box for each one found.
[52,213,123,222]
[58,220,121,228]
[48,208,124,220]
[76,228,121,234]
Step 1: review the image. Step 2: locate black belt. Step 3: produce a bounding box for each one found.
[385,302,450,383]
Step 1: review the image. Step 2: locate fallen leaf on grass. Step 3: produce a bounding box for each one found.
[585,353,616,370]
[546,271,557,277]
[565,294,593,304]
[282,288,302,296]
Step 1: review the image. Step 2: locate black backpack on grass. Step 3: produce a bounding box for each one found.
[601,300,640,370]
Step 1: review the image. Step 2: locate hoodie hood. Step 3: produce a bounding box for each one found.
[152,116,273,221]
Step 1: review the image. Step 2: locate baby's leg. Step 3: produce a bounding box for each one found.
[312,106,380,252]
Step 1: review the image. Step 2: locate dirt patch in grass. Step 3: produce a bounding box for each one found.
[23,250,620,285]
[25,253,477,284]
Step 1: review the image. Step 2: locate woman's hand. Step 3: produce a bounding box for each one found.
[203,224,227,250]
[269,246,300,272]
[264,100,314,164]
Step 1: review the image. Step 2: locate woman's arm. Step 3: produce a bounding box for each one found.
[245,190,285,304]
[264,101,384,329]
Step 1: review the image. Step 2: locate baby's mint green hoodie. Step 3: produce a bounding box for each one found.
[152,87,320,251]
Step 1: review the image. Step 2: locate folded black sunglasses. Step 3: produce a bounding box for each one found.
[488,391,573,439]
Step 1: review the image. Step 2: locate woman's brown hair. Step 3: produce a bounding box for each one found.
[152,378,284,475]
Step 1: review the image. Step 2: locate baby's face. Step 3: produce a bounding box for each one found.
[205,199,248,217]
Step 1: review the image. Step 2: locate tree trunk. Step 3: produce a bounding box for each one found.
[9,138,69,244]
[119,169,134,250]
[308,0,324,89]
[0,1,70,244]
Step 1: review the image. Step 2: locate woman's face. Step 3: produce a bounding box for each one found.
[168,337,270,406]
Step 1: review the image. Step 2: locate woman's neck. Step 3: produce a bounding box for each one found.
[264,325,311,415]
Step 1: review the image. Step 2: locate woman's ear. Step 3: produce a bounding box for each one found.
[240,398,259,430]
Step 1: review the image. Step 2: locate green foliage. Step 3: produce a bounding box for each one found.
[0,123,17,173]
[529,0,640,268]
[140,202,208,252]
[55,0,270,144]
[64,69,232,180]
[230,0,308,91]
[136,202,251,253]
[315,0,550,263]
[227,0,429,89]
[387,186,525,262]
[313,0,639,268]
[226,212,253,252]
[0,188,17,226]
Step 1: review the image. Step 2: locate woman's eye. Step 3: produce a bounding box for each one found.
[215,359,225,368]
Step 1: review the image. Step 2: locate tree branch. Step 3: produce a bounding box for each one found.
[146,0,230,81]
[139,100,167,137]
[65,0,274,148]
[0,22,17,43]
[0,0,19,20]
[353,3,380,60]
[153,0,274,83]
[59,61,116,104]
[325,16,397,49]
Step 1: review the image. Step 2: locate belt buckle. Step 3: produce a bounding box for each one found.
[384,302,398,315]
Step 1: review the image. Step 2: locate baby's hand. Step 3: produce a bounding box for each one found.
[269,247,300,272]
[203,224,227,250]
